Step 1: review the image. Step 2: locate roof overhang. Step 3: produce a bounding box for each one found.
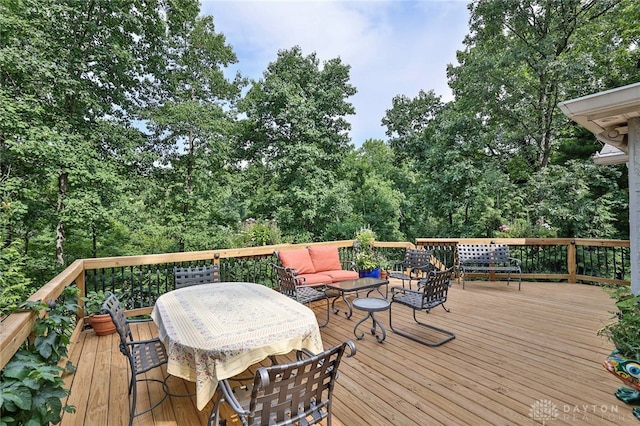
[558,82,640,165]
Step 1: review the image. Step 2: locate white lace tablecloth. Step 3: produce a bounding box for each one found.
[151,282,324,410]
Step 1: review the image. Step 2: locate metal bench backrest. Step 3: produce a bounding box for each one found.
[457,244,511,264]
[173,264,220,289]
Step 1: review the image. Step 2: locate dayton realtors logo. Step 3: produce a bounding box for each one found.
[529,399,633,423]
[529,399,558,424]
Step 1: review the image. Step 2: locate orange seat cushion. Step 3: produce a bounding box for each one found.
[296,273,332,286]
[278,249,316,274]
[308,246,342,272]
[324,269,359,282]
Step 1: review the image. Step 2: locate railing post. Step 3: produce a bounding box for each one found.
[567,240,576,284]
[77,266,86,319]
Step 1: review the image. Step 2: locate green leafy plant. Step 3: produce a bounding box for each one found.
[0,286,78,425]
[0,244,32,317]
[354,252,380,271]
[354,226,375,249]
[81,290,109,316]
[598,286,640,360]
[353,226,385,271]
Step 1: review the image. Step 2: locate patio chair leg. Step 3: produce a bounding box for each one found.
[208,389,224,426]
[388,305,455,347]
[129,379,136,426]
[128,376,168,425]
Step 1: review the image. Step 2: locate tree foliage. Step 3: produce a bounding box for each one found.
[238,46,357,240]
[0,0,636,293]
[448,0,625,172]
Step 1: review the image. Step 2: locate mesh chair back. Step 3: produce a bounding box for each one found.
[174,264,220,289]
[273,264,299,298]
[102,293,133,353]
[246,341,354,426]
[417,268,453,309]
[406,249,432,270]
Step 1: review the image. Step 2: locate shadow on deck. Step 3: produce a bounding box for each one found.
[61,279,633,425]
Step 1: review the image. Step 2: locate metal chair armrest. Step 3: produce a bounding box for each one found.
[390,285,422,297]
[341,260,356,271]
[125,336,164,347]
[343,340,357,358]
[127,317,153,323]
[410,263,433,273]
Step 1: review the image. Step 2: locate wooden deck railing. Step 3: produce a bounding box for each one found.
[0,238,629,372]
[416,238,630,286]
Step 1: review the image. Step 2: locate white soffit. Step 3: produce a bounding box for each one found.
[593,143,628,165]
[558,82,640,157]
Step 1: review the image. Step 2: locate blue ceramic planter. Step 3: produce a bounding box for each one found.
[359,267,381,279]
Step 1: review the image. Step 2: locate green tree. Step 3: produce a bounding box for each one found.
[343,140,405,241]
[523,161,627,238]
[0,201,31,314]
[447,0,622,172]
[0,0,202,267]
[382,89,444,163]
[239,46,356,240]
[142,15,245,251]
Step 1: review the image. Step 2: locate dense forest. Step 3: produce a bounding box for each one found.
[1,0,640,307]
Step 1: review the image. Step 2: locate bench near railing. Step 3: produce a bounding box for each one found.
[456,244,522,290]
[0,238,629,372]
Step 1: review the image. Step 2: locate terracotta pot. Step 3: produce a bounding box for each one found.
[90,313,116,336]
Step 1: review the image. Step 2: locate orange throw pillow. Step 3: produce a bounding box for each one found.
[308,246,342,272]
[278,249,316,274]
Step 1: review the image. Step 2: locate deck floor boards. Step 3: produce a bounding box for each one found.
[60,280,637,425]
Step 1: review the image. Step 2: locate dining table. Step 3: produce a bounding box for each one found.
[150,281,324,411]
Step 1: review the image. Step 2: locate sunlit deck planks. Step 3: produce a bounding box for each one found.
[60,280,636,425]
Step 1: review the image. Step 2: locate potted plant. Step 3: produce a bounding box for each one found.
[378,258,393,280]
[82,290,116,336]
[598,286,640,416]
[354,227,383,279]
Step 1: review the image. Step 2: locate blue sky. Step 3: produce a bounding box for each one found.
[200,0,471,146]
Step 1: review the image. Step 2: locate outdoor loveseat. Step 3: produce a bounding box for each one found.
[275,246,359,286]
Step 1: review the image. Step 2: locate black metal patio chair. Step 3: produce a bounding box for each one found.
[173,263,220,289]
[101,293,170,426]
[389,267,456,347]
[388,248,433,289]
[208,340,356,426]
[273,264,330,328]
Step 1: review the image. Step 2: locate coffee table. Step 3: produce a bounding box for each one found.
[326,277,389,319]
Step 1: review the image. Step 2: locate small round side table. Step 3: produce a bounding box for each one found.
[352,297,391,343]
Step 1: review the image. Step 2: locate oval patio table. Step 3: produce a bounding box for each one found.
[151,282,324,411]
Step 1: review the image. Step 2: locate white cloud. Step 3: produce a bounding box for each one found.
[201,0,470,145]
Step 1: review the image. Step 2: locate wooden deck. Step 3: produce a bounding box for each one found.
[60,280,637,425]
